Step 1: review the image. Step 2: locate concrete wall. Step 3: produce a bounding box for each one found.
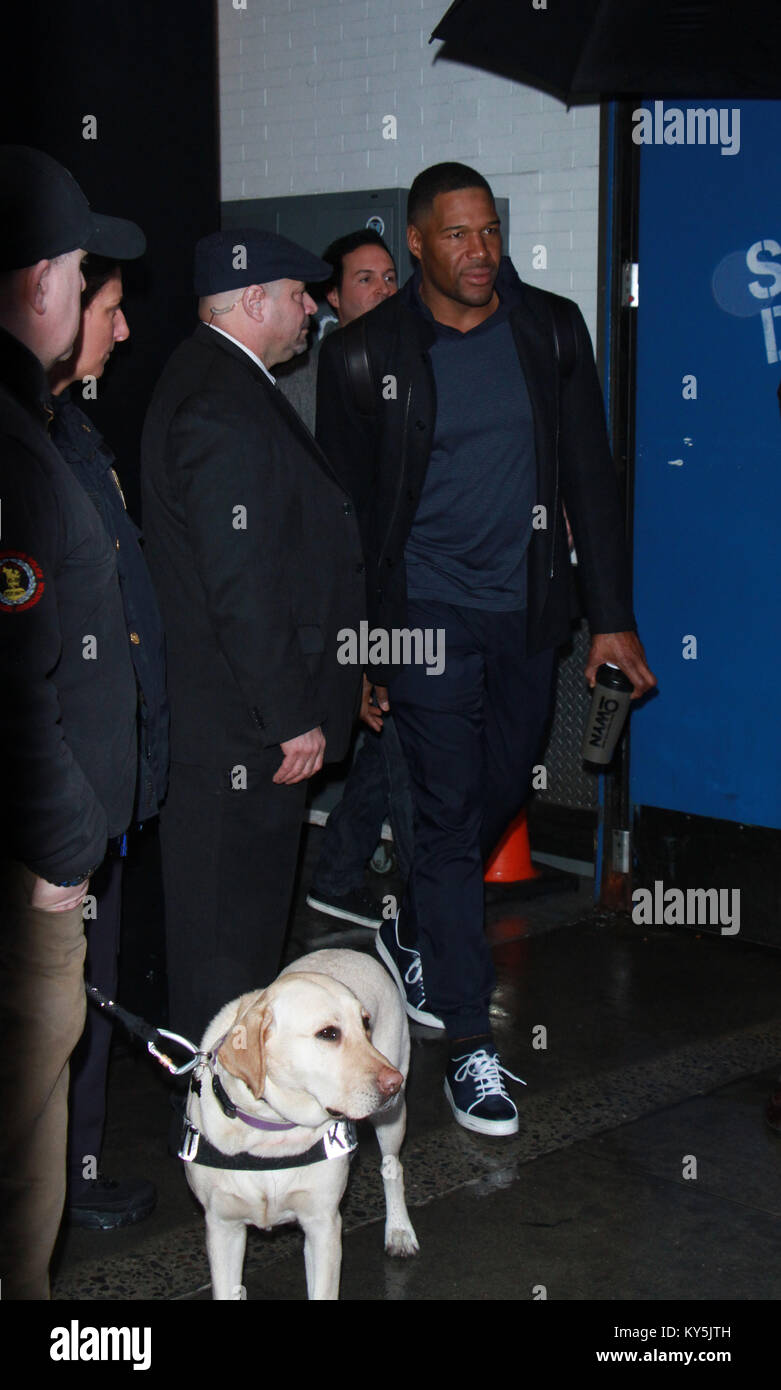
[217,0,601,339]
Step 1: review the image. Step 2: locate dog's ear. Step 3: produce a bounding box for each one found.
[216,997,273,1100]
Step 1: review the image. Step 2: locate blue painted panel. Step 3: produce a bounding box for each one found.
[631,100,781,828]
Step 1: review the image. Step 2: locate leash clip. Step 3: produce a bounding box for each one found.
[148,1028,201,1076]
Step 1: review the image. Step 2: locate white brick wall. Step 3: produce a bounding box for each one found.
[218,0,601,339]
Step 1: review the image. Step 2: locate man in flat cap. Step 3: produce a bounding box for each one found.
[0,146,145,1297]
[141,229,365,1043]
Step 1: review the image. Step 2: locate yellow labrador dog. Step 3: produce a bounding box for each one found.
[181,948,419,1300]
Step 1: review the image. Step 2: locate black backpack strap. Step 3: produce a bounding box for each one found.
[341,315,377,417]
[550,297,578,379]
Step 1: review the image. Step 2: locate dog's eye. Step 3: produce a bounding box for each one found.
[316,1026,341,1043]
[362,1014,371,1034]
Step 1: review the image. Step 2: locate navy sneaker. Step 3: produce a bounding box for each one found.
[375,916,445,1029]
[444,1047,525,1136]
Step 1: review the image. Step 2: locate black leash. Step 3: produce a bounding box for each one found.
[86,985,360,1174]
[85,983,200,1074]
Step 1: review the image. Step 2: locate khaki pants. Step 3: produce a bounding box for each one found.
[0,863,86,1299]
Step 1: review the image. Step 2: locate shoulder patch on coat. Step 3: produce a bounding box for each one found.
[0,552,45,612]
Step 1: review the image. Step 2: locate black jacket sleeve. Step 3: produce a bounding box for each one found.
[557,303,636,636]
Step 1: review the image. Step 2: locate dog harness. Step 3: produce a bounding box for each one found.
[179,1114,358,1171]
[178,1064,358,1172]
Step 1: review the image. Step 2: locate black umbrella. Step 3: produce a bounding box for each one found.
[431,0,781,102]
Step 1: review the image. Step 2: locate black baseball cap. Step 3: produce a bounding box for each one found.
[0,146,146,272]
[194,228,331,296]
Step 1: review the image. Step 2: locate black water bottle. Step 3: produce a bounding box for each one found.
[581,663,634,765]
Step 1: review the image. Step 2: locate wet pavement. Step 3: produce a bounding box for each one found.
[45,825,781,1351]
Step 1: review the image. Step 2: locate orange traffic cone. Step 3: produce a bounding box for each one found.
[484,809,539,883]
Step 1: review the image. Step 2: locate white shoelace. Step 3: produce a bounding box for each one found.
[404,956,423,986]
[452,1049,527,1101]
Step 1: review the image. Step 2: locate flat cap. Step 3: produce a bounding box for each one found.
[194,228,331,296]
[0,146,146,272]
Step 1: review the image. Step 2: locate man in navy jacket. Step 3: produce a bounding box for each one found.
[317,163,655,1137]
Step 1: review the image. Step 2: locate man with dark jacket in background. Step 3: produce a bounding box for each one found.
[0,145,145,1298]
[49,252,168,1231]
[141,229,365,1044]
[317,163,656,1138]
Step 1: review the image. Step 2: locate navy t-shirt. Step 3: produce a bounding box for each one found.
[404,293,536,611]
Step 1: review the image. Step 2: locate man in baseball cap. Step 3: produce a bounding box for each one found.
[141,228,365,1045]
[0,146,144,1297]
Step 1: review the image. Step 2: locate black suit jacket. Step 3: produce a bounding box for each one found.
[141,324,365,769]
[316,259,636,681]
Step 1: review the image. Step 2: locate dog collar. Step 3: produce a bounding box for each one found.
[210,1072,299,1130]
[197,1049,298,1131]
[178,1114,358,1172]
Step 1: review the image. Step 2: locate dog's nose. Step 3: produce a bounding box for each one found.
[376,1065,403,1098]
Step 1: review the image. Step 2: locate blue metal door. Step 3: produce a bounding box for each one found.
[631,100,781,830]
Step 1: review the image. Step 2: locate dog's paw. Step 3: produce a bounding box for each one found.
[385,1225,420,1258]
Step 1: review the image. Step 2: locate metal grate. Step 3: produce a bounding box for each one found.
[536,620,598,811]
